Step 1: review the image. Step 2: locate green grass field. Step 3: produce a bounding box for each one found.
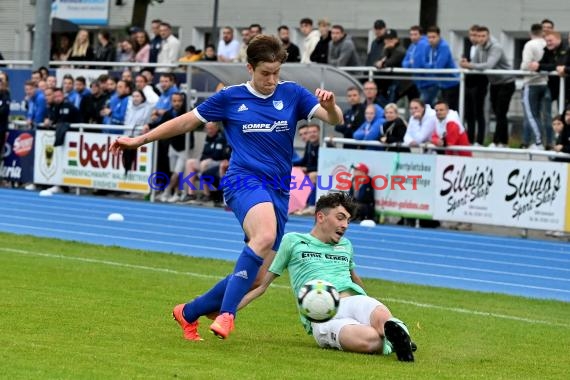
[1,232,569,379]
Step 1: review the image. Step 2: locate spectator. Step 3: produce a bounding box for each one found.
[353,103,384,149]
[362,80,383,107]
[460,26,516,147]
[117,39,135,63]
[202,44,217,61]
[366,19,386,67]
[0,75,9,159]
[541,18,554,33]
[335,86,366,149]
[134,30,151,66]
[46,75,57,90]
[68,29,94,65]
[94,30,116,66]
[292,124,310,165]
[552,113,570,157]
[102,79,132,130]
[121,69,133,83]
[328,25,360,67]
[422,26,460,110]
[74,76,93,122]
[520,23,550,150]
[404,98,437,146]
[348,162,375,221]
[294,124,321,215]
[463,24,488,146]
[125,89,153,128]
[249,23,262,39]
[150,73,178,122]
[180,121,228,203]
[157,22,181,72]
[24,80,47,127]
[299,18,320,63]
[217,27,240,63]
[375,29,407,105]
[38,67,49,80]
[134,74,159,106]
[51,35,72,61]
[277,25,301,62]
[139,68,161,96]
[237,28,251,63]
[149,19,163,65]
[432,100,472,156]
[402,25,429,102]
[62,75,79,108]
[380,103,409,152]
[87,81,107,124]
[179,45,202,63]
[310,19,331,64]
[147,93,193,202]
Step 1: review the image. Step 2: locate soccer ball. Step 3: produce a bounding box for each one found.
[297,279,340,323]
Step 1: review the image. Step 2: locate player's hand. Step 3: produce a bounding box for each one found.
[315,88,336,111]
[109,136,145,155]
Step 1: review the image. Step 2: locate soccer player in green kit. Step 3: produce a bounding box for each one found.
[239,192,416,361]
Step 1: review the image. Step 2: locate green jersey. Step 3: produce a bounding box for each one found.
[269,232,367,333]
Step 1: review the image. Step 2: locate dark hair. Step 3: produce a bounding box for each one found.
[553,115,564,123]
[426,25,440,34]
[249,23,262,32]
[132,89,146,103]
[151,19,162,24]
[277,25,289,32]
[299,18,313,26]
[315,192,357,219]
[331,24,345,34]
[476,26,490,33]
[541,18,554,27]
[346,86,361,94]
[409,25,423,34]
[469,24,480,31]
[530,23,543,35]
[75,76,86,85]
[410,98,426,108]
[247,35,287,68]
[160,22,172,29]
[435,99,449,108]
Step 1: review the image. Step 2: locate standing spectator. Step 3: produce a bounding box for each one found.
[0,75,9,159]
[277,26,301,62]
[46,75,57,90]
[362,80,383,107]
[94,30,116,67]
[335,86,366,149]
[217,27,240,63]
[433,100,472,156]
[520,24,550,150]
[149,19,163,65]
[328,25,360,67]
[102,80,132,129]
[402,25,429,102]
[353,104,384,149]
[404,98,437,146]
[125,90,153,128]
[202,44,217,61]
[460,26,516,147]
[134,30,151,67]
[156,22,181,72]
[62,75,79,107]
[117,39,135,63]
[310,19,331,64]
[237,28,251,63]
[375,29,407,105]
[24,80,47,127]
[68,30,94,65]
[299,18,320,63]
[150,73,178,122]
[87,81,107,124]
[51,35,72,61]
[422,26,460,110]
[541,19,554,33]
[249,24,262,39]
[348,163,375,221]
[74,76,93,122]
[463,24,488,146]
[366,19,386,67]
[135,74,159,106]
[380,103,409,152]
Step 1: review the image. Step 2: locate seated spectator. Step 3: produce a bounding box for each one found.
[88,81,108,124]
[335,86,366,149]
[74,76,92,122]
[124,90,153,129]
[62,74,79,108]
[180,122,228,203]
[217,27,240,62]
[145,93,194,202]
[404,98,437,147]
[380,103,410,153]
[432,100,472,156]
[348,162,375,221]
[134,74,159,106]
[552,111,570,159]
[179,45,203,63]
[353,103,384,150]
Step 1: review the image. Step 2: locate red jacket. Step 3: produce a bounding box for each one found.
[431,120,472,156]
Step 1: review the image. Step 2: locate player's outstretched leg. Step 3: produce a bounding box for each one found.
[172,304,203,341]
[384,317,415,362]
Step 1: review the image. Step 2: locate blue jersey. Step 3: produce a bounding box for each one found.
[194,81,319,180]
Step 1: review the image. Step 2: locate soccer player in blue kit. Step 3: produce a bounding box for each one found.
[110,35,343,340]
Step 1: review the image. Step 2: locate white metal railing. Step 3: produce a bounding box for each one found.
[324,136,570,160]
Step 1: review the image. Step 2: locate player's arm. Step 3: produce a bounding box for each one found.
[110,110,202,153]
[238,271,279,310]
[350,269,366,289]
[312,88,343,126]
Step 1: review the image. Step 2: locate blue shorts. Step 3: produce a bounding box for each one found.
[222,174,289,251]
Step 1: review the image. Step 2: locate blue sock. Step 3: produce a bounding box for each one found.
[220,246,264,316]
[307,188,316,206]
[182,275,230,322]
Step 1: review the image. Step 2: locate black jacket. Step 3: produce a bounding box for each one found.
[310,32,331,64]
[149,109,194,152]
[200,131,228,161]
[382,117,410,153]
[296,142,319,172]
[538,42,569,101]
[0,90,10,129]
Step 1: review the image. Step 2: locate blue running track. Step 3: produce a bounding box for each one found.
[0,188,569,302]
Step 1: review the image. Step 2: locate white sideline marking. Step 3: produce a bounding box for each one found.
[1,247,568,328]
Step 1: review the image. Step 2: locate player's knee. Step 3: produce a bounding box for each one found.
[355,335,382,354]
[249,230,276,252]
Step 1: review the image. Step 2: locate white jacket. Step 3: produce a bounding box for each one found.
[125,100,153,130]
[404,105,437,144]
[520,37,548,86]
[301,30,321,63]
